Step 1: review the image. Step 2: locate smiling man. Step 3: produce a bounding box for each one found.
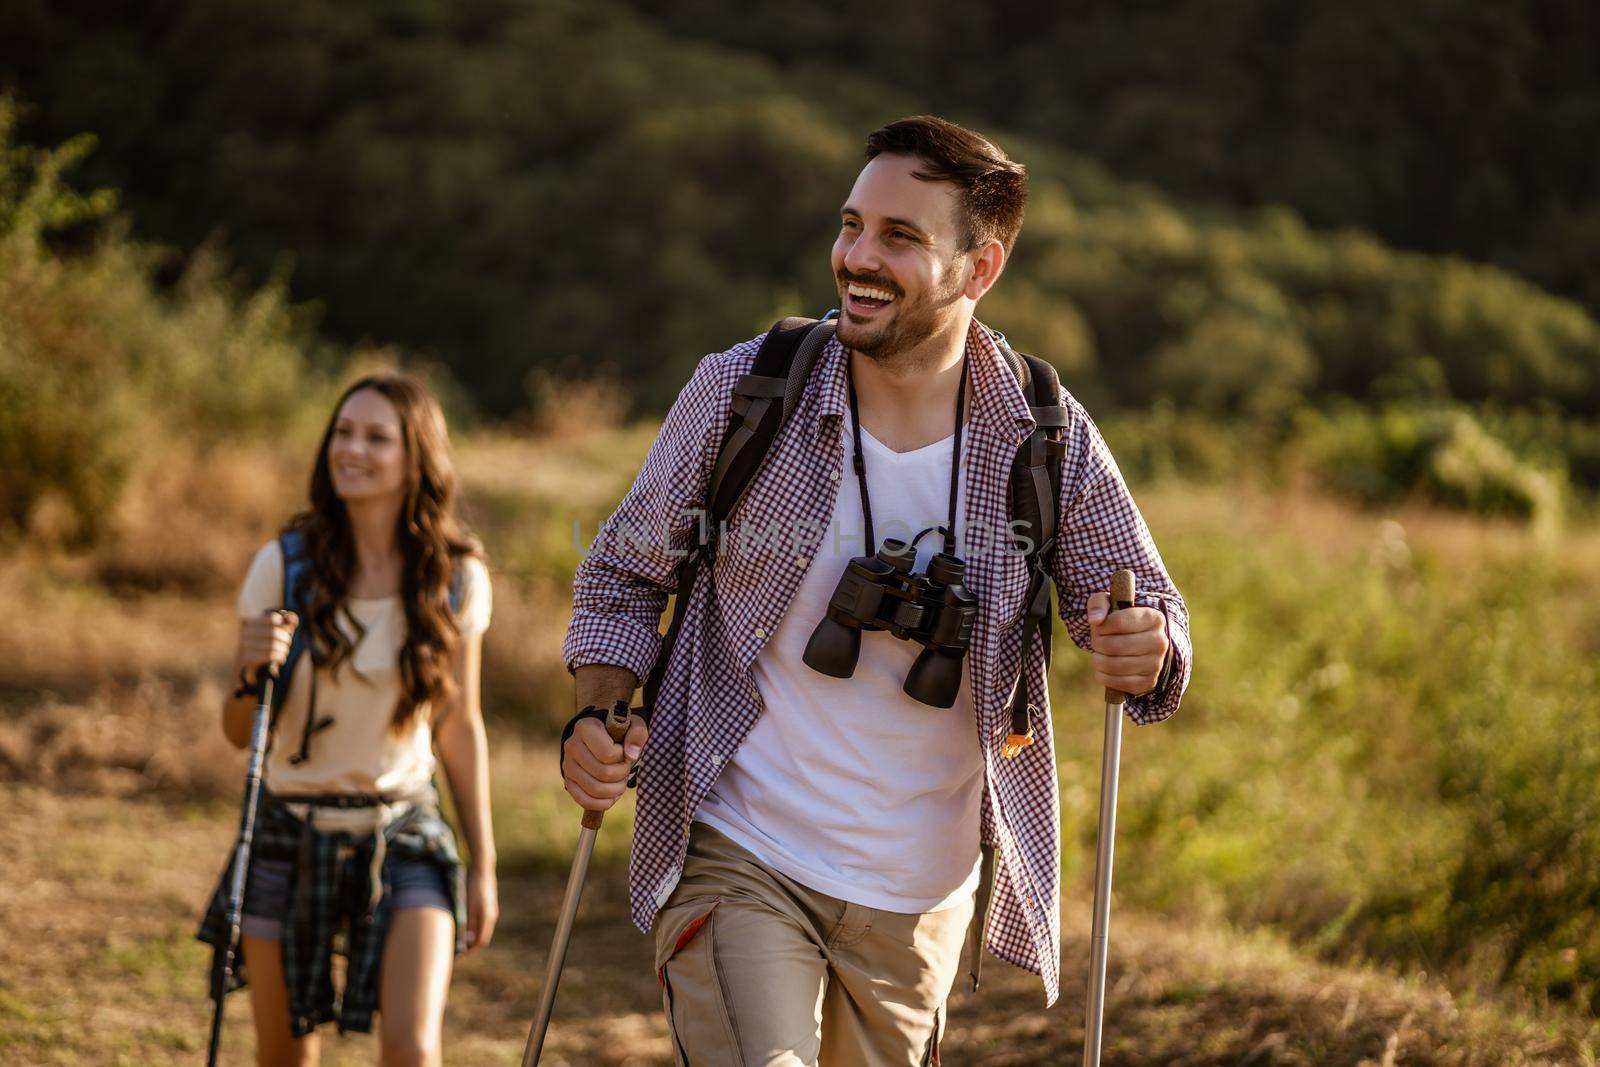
[560,116,1192,1065]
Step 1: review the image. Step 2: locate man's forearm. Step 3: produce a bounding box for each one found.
[574,662,641,712]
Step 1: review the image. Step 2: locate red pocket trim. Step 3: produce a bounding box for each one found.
[673,912,711,957]
[656,898,720,986]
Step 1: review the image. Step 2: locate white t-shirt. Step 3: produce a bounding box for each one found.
[238,539,491,829]
[695,415,984,913]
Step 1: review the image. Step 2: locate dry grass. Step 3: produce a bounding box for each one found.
[478,572,576,733]
[0,677,241,799]
[90,439,304,596]
[522,372,630,444]
[454,423,652,510]
[0,415,641,734]
[2,762,1595,1066]
[1138,478,1600,578]
[456,422,658,732]
[0,555,234,698]
[5,424,1600,1063]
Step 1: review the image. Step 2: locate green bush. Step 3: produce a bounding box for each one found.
[1296,404,1567,526]
[0,102,333,542]
[1096,401,1282,488]
[0,107,125,538]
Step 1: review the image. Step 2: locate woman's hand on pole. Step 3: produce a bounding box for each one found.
[223,610,297,747]
[235,610,298,682]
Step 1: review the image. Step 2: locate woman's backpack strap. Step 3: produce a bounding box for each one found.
[275,530,333,762]
[274,530,313,726]
[448,561,463,615]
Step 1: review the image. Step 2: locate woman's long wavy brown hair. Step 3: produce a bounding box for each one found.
[285,372,481,730]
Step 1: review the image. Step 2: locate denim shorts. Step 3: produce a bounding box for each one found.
[239,855,453,941]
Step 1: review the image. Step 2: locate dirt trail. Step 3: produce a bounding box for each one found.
[1,781,1588,1066]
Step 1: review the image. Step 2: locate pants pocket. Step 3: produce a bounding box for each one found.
[654,896,741,1067]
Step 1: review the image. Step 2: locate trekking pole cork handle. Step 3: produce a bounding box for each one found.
[580,702,633,831]
[1104,570,1137,705]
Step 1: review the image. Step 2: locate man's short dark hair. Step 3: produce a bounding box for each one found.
[865,115,1028,255]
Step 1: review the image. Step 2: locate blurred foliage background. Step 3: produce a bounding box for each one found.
[1,1,1597,493]
[3,0,1600,1039]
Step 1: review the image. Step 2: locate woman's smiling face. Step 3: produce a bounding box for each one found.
[327,387,408,504]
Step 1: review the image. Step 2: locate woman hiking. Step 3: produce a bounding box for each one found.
[199,372,497,1067]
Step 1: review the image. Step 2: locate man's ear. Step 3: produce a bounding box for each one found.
[963,237,1007,301]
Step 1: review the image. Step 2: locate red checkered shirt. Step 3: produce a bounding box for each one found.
[563,319,1191,1005]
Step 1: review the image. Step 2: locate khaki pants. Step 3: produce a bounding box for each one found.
[652,823,973,1067]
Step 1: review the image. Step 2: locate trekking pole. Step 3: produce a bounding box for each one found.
[207,656,280,1067]
[522,703,632,1067]
[1084,568,1136,1067]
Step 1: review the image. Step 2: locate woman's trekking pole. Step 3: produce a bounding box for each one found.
[522,704,632,1067]
[206,659,279,1067]
[1084,568,1136,1067]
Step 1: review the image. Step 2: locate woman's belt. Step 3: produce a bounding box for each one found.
[265,786,433,810]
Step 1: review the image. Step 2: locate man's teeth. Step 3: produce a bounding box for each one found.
[847,283,896,303]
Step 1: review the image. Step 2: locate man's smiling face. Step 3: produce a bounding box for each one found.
[831,153,973,362]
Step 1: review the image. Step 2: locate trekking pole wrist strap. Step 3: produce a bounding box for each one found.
[232,666,260,700]
[558,700,636,776]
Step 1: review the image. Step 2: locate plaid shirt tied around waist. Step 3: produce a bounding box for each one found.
[196,791,464,1036]
[563,320,1191,1005]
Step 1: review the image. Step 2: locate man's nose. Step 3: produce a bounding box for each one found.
[841,232,881,276]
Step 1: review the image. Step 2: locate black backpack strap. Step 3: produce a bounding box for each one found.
[637,317,835,728]
[969,338,1071,987]
[995,345,1069,754]
[708,316,835,525]
[1012,351,1067,569]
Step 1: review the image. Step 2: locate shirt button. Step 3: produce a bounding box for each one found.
[829,469,841,481]
[754,626,766,639]
[794,556,807,568]
[711,753,723,766]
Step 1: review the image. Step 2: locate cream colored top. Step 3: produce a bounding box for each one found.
[239,539,491,829]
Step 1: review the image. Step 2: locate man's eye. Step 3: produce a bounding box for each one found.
[841,219,860,231]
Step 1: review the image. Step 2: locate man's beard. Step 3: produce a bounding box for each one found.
[836,272,965,367]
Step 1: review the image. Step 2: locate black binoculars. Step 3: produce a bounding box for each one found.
[801,537,977,707]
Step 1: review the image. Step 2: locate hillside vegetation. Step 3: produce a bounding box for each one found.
[635,1,1600,316]
[1,1,1596,508]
